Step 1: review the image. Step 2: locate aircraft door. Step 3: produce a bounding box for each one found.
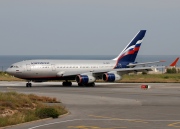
[51,64,56,71]
[26,64,31,71]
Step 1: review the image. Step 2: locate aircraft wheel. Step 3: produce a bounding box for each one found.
[62,82,72,86]
[68,82,72,86]
[90,82,95,87]
[85,82,95,87]
[78,83,83,87]
[26,83,32,87]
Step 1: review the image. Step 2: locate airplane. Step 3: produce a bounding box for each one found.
[169,57,179,67]
[6,30,162,87]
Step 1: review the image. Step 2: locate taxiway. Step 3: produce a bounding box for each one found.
[0,82,180,129]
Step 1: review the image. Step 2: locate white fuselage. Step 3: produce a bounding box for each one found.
[6,59,117,79]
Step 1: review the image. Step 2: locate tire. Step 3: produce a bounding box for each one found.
[26,83,32,87]
[78,83,83,86]
[62,82,72,86]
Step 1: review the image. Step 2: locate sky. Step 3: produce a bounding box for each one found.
[0,0,180,56]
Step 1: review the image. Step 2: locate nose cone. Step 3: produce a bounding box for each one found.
[6,68,10,73]
[6,68,14,75]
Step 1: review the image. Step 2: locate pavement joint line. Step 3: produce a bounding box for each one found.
[7,87,17,90]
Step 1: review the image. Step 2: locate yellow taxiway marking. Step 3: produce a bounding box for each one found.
[89,115,148,124]
[68,125,127,129]
[90,115,180,128]
[168,121,180,128]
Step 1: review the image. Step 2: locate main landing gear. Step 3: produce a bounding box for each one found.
[62,81,95,87]
[78,82,95,87]
[62,81,72,86]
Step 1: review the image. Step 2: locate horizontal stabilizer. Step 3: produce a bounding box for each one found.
[127,60,166,67]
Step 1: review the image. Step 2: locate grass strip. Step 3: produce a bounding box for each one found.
[0,92,67,127]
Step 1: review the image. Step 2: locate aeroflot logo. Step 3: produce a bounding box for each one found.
[31,62,50,64]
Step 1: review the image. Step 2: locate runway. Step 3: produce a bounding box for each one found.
[1,82,180,129]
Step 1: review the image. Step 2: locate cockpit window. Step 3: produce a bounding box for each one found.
[10,66,19,68]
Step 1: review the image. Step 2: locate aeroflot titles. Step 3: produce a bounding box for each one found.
[31,62,110,65]
[31,62,50,64]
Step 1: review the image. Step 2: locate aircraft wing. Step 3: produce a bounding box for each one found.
[91,66,157,75]
[127,60,166,67]
[58,66,162,77]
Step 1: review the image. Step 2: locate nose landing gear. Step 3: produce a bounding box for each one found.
[26,82,32,87]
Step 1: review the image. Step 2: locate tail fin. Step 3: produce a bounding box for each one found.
[113,30,146,64]
[170,57,179,67]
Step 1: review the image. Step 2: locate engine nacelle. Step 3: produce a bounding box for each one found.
[76,75,96,84]
[103,73,121,82]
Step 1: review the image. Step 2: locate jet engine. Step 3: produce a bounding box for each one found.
[103,73,121,82]
[76,75,96,84]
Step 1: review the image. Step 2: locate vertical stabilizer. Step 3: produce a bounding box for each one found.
[170,57,179,67]
[113,30,146,68]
